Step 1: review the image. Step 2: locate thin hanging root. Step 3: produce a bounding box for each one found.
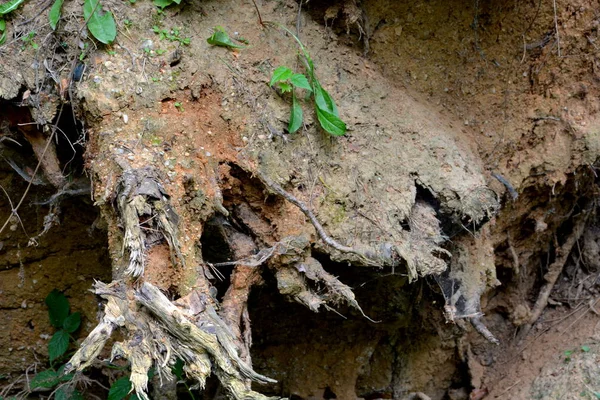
[255,170,379,265]
[296,256,380,322]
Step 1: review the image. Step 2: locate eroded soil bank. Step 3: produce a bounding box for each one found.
[1,0,600,399]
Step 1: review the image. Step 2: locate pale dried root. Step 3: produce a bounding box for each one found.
[65,281,279,400]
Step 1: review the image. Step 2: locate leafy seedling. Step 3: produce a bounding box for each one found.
[270,66,312,133]
[268,25,346,136]
[152,25,190,45]
[21,31,38,49]
[174,101,184,112]
[83,0,116,44]
[207,26,245,49]
[27,290,83,397]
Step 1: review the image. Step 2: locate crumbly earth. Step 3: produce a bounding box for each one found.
[1,0,600,399]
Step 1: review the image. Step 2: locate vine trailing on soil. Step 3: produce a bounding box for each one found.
[268,24,347,136]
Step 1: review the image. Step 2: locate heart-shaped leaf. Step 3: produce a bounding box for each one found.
[107,376,132,400]
[49,330,69,362]
[269,66,293,87]
[290,73,312,91]
[45,289,70,328]
[84,0,116,44]
[63,312,81,333]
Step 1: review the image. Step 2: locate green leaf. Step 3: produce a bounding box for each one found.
[30,369,59,389]
[153,0,180,8]
[313,84,339,116]
[55,387,83,400]
[0,20,6,46]
[83,0,116,44]
[152,0,173,8]
[0,0,25,15]
[288,92,302,133]
[107,376,132,400]
[316,107,346,136]
[45,289,70,328]
[581,345,591,352]
[171,358,184,380]
[290,73,312,91]
[49,330,70,362]
[63,312,81,333]
[48,0,64,30]
[269,66,293,87]
[207,26,244,49]
[57,364,74,382]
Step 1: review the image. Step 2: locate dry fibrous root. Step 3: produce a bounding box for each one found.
[65,281,278,400]
[255,169,502,342]
[67,162,279,399]
[116,165,183,278]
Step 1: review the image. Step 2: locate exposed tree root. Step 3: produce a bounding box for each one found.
[518,205,592,342]
[275,256,379,322]
[256,169,451,279]
[20,128,66,188]
[116,165,183,278]
[65,281,278,400]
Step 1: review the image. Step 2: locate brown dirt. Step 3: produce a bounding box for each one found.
[1,0,600,398]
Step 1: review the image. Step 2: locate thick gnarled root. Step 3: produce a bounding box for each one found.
[65,281,278,400]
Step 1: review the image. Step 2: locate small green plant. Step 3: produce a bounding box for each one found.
[49,0,117,44]
[174,101,184,112]
[207,26,245,49]
[581,344,591,353]
[20,31,38,49]
[564,349,573,362]
[152,25,190,45]
[268,25,346,136]
[27,290,82,397]
[155,48,166,55]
